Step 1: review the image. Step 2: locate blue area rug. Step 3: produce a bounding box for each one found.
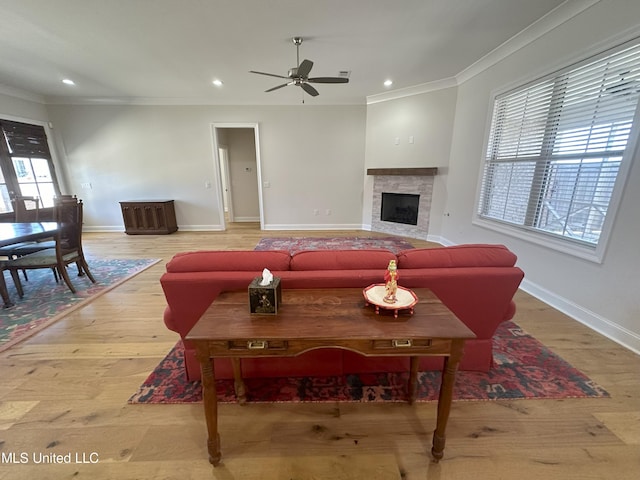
[0,258,160,352]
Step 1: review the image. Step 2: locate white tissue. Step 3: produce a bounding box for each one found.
[259,268,273,286]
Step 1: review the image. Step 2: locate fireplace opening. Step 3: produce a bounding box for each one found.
[381,192,420,226]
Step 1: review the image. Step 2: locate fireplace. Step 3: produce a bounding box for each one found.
[381,193,420,225]
[368,168,437,241]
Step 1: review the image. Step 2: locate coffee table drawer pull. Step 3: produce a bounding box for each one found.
[247,340,267,350]
[392,339,412,348]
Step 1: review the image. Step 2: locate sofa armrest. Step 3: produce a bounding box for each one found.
[160,270,291,339]
[399,267,524,339]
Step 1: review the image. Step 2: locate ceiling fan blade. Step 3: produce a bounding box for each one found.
[301,83,319,97]
[308,77,349,84]
[297,59,313,77]
[265,83,290,93]
[250,70,289,79]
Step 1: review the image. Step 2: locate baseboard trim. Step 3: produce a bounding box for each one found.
[82,225,225,232]
[83,226,123,233]
[520,278,640,355]
[179,225,225,231]
[262,223,364,231]
[438,236,639,355]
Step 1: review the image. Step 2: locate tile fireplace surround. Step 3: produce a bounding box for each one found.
[368,168,437,241]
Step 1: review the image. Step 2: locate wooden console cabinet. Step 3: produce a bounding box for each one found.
[120,200,178,235]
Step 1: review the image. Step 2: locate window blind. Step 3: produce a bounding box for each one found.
[0,120,51,157]
[0,119,59,210]
[478,40,640,247]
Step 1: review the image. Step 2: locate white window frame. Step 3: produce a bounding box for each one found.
[474,38,640,264]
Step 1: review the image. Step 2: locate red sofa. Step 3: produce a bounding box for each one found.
[160,244,524,381]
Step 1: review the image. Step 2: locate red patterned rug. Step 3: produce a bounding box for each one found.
[254,236,414,254]
[128,321,609,404]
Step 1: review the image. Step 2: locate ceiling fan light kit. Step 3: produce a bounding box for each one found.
[250,37,349,97]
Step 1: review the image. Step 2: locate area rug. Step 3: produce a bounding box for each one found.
[128,321,609,404]
[254,236,414,254]
[0,258,160,352]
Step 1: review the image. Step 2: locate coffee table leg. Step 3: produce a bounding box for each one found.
[231,358,247,405]
[408,356,419,404]
[431,339,465,462]
[197,347,221,466]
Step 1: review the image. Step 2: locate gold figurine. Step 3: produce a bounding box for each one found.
[383,260,399,304]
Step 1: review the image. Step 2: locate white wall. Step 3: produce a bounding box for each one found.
[44,104,366,231]
[363,87,457,239]
[443,0,640,352]
[0,91,49,122]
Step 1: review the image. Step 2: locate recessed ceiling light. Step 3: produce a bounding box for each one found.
[62,78,75,86]
[212,79,223,87]
[384,79,393,87]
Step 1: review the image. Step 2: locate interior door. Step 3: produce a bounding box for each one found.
[218,147,234,222]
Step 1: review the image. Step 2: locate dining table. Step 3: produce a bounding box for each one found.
[0,222,58,308]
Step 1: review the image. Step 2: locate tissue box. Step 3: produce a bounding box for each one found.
[248,277,282,314]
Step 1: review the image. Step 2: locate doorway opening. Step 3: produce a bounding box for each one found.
[212,124,264,230]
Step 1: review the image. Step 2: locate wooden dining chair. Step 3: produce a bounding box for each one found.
[11,195,41,222]
[0,195,56,281]
[0,197,41,304]
[6,200,96,294]
[0,264,18,308]
[54,194,79,203]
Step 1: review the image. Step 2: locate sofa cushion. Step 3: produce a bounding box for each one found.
[396,244,516,269]
[290,249,396,271]
[165,250,291,272]
[278,270,389,289]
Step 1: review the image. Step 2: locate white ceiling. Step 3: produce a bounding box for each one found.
[0,0,572,105]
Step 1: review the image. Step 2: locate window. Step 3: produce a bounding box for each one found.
[477,40,640,259]
[0,119,61,215]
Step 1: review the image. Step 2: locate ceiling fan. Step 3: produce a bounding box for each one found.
[250,37,349,97]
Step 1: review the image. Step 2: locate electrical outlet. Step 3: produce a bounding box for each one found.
[325,209,331,215]
[81,182,92,189]
[313,209,320,215]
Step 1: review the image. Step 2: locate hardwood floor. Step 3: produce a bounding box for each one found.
[1,225,638,479]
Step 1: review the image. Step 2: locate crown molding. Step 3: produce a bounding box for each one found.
[0,83,45,104]
[42,95,366,106]
[366,77,457,105]
[455,0,601,85]
[366,0,602,104]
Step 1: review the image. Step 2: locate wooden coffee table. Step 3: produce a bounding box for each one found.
[186,287,475,466]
